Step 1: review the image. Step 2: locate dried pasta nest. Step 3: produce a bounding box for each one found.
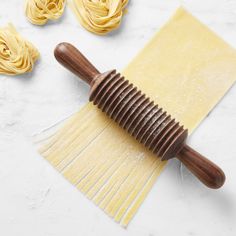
[0,24,39,75]
[70,0,129,35]
[25,0,66,25]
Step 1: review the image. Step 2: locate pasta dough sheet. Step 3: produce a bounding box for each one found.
[39,7,236,227]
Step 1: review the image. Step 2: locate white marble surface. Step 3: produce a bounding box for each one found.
[1,0,236,235]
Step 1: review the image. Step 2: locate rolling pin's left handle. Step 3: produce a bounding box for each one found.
[54,42,100,85]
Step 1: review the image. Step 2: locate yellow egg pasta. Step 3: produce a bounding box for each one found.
[0,24,39,76]
[69,0,129,35]
[25,0,66,25]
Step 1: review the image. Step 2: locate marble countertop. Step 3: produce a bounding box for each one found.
[1,0,236,235]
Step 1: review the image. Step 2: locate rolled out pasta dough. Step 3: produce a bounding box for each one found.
[39,8,236,226]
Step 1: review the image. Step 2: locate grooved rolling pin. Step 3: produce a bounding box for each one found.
[54,42,226,189]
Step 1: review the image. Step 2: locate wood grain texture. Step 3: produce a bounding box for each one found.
[177,145,225,188]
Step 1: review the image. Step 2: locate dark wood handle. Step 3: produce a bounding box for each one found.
[177,145,225,189]
[54,42,100,85]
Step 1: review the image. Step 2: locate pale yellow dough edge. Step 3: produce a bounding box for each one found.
[39,8,236,226]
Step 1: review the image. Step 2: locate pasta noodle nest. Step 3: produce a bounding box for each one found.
[0,24,40,75]
[70,0,129,35]
[25,0,66,25]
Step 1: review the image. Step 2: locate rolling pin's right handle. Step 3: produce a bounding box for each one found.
[177,145,225,189]
[54,42,100,85]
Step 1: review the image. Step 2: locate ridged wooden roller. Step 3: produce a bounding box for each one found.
[54,42,226,189]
